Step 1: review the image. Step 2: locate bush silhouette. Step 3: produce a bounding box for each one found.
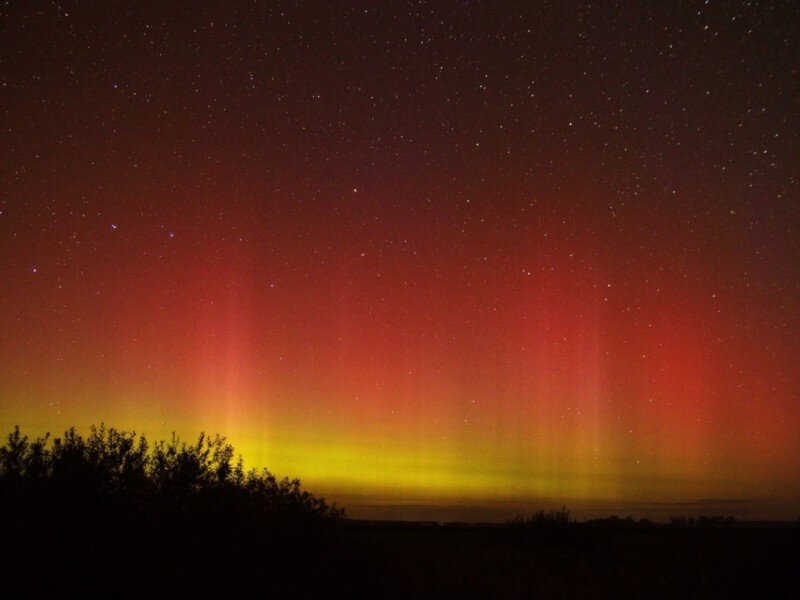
[0,424,343,524]
[510,507,575,529]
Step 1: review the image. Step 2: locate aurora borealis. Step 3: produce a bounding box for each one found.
[1,2,798,521]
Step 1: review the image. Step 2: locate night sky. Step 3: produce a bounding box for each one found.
[1,1,798,521]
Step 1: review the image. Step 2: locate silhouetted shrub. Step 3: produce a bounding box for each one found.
[510,507,575,529]
[0,425,344,524]
[583,515,643,530]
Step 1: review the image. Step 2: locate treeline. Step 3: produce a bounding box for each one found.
[509,508,740,530]
[0,424,343,524]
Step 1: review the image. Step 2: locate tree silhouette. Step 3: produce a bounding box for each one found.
[0,424,343,523]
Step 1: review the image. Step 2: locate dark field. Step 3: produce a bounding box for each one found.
[337,522,800,598]
[4,517,798,598]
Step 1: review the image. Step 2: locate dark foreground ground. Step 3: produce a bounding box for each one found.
[3,516,798,598]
